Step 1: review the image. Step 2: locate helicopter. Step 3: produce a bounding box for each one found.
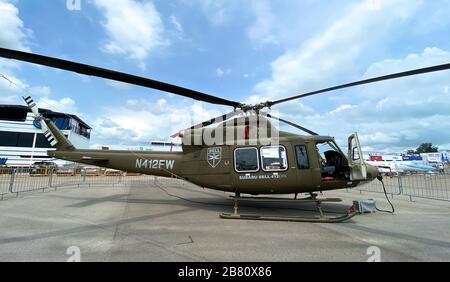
[1,47,449,223]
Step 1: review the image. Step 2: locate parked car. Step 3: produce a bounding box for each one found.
[80,166,101,176]
[56,165,75,176]
[30,162,56,176]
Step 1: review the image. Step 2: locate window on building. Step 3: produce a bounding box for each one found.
[235,147,259,173]
[0,131,34,147]
[296,145,310,169]
[17,133,34,147]
[0,131,19,147]
[260,146,288,172]
[35,134,54,148]
[0,107,28,122]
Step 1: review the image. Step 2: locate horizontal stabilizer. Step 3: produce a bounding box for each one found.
[80,156,109,164]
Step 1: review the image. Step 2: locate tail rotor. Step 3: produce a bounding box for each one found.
[22,95,58,147]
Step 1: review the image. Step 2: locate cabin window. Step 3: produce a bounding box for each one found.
[295,145,310,169]
[234,147,259,173]
[260,146,288,172]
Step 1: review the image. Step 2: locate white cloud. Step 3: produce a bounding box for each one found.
[0,0,33,104]
[252,0,422,100]
[191,0,279,45]
[90,100,223,146]
[0,1,66,110]
[0,70,78,114]
[0,0,31,51]
[94,0,164,68]
[37,97,77,114]
[192,0,240,26]
[366,0,382,11]
[106,80,130,90]
[292,48,450,152]
[0,58,27,104]
[216,67,231,77]
[247,0,278,45]
[329,104,356,115]
[242,0,450,152]
[170,15,183,33]
[29,86,51,96]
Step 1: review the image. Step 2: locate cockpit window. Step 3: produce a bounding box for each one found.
[295,145,310,169]
[316,142,341,162]
[316,141,350,181]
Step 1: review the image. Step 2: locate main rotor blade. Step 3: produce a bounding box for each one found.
[261,113,318,136]
[0,47,240,107]
[268,62,450,107]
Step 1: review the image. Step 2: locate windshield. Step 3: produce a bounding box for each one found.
[316,141,343,160]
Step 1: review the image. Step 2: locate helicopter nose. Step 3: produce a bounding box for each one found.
[366,163,380,180]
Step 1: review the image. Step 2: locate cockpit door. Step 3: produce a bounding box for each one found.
[348,133,367,180]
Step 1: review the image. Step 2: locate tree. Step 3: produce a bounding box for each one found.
[406,149,416,155]
[415,143,439,154]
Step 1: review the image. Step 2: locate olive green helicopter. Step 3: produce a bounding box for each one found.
[1,47,449,222]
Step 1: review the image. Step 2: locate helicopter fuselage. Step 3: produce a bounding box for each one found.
[48,134,379,195]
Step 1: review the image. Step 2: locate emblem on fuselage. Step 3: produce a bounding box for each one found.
[207,147,222,168]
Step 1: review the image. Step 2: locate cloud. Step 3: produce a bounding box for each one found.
[37,97,78,114]
[0,1,58,108]
[94,0,164,68]
[0,54,24,99]
[242,0,450,152]
[90,99,223,146]
[294,48,450,152]
[106,80,130,90]
[170,15,183,33]
[0,71,78,114]
[190,0,278,46]
[216,67,231,77]
[252,0,422,100]
[0,0,32,51]
[0,0,34,104]
[247,0,278,46]
[192,0,241,26]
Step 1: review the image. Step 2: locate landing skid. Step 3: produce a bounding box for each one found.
[220,194,357,223]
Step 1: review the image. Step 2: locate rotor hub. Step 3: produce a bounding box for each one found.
[237,101,271,112]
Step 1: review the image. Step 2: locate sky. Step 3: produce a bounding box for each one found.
[0,0,450,152]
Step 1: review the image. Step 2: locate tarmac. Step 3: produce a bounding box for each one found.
[0,178,449,262]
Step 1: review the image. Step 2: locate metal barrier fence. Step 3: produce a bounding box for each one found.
[0,167,159,199]
[1,166,450,202]
[356,172,450,202]
[0,169,11,200]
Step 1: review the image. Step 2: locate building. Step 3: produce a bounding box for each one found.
[95,141,182,152]
[420,153,441,164]
[0,105,91,167]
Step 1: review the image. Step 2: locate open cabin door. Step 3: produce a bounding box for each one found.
[348,133,367,181]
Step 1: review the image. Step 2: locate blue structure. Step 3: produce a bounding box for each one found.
[402,155,423,161]
[441,151,449,164]
[34,117,70,130]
